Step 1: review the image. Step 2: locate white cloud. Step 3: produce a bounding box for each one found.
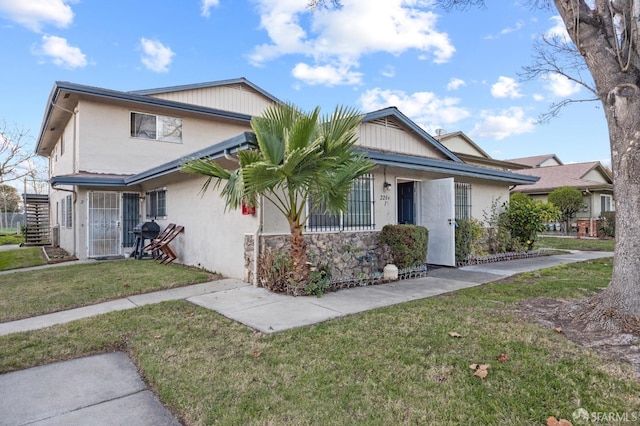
[533,93,544,101]
[140,38,174,73]
[0,0,73,32]
[37,35,87,69]
[359,88,470,131]
[201,0,219,18]
[469,107,535,140]
[381,65,395,78]
[491,76,523,99]
[249,0,454,86]
[500,20,524,35]
[447,78,465,91]
[546,15,571,43]
[542,73,581,97]
[292,62,363,86]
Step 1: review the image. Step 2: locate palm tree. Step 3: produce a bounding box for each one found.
[181,103,375,292]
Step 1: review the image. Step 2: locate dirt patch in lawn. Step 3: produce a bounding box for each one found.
[514,297,640,378]
[43,246,77,263]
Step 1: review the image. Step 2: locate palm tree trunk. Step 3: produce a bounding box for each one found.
[288,221,310,295]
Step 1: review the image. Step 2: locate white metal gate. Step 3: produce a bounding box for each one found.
[420,178,455,266]
[88,192,121,257]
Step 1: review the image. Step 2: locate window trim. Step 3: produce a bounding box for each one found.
[146,188,167,219]
[130,111,183,143]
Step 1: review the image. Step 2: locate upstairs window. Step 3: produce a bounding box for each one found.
[131,112,182,143]
[146,188,167,218]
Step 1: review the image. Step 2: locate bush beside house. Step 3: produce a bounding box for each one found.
[378,224,429,269]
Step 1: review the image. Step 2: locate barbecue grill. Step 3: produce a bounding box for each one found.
[131,221,161,259]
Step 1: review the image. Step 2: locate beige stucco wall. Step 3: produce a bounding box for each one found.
[150,176,259,280]
[76,100,251,174]
[147,84,275,116]
[49,121,77,177]
[467,181,510,223]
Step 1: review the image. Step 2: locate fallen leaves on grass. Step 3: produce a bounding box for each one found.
[554,327,563,334]
[469,363,490,378]
[546,416,572,426]
[497,353,510,363]
[448,331,463,338]
[252,350,262,358]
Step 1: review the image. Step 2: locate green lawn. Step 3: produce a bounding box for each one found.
[0,233,24,245]
[0,247,46,271]
[0,260,215,322]
[536,236,615,252]
[1,257,638,425]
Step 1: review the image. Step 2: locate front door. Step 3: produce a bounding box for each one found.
[397,182,415,224]
[420,178,455,266]
[88,191,121,257]
[121,193,140,250]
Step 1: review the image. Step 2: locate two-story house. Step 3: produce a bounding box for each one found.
[36,78,538,281]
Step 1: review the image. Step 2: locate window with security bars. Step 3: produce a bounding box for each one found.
[307,174,375,231]
[146,188,167,218]
[455,182,471,220]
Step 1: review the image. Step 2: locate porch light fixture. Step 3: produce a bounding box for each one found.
[383,181,392,191]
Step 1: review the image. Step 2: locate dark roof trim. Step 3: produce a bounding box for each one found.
[125,132,256,185]
[37,81,254,154]
[129,77,281,104]
[48,132,256,188]
[361,149,540,184]
[361,107,463,163]
[50,175,128,187]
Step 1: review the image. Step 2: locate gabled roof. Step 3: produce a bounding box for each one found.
[361,107,463,163]
[436,131,491,159]
[507,154,563,168]
[36,80,261,156]
[435,131,530,170]
[129,77,281,103]
[511,161,613,194]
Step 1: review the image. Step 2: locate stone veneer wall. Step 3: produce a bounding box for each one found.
[245,231,391,284]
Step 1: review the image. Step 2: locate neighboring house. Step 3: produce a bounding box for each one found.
[35,78,538,282]
[436,131,529,171]
[508,156,614,237]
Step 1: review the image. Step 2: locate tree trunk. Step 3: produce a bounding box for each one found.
[555,0,640,331]
[288,220,310,295]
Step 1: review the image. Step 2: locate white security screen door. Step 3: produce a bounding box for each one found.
[420,178,455,266]
[88,192,121,257]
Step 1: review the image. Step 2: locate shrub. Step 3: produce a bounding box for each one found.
[548,186,584,235]
[257,251,293,294]
[455,219,472,263]
[502,193,560,250]
[378,224,429,268]
[598,210,615,238]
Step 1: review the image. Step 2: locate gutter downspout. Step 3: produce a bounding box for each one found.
[51,184,77,257]
[252,195,263,287]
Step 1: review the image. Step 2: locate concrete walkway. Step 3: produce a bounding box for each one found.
[0,250,613,425]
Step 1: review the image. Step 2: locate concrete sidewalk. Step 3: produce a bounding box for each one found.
[0,250,612,425]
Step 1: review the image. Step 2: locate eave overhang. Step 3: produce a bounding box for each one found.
[361,149,540,185]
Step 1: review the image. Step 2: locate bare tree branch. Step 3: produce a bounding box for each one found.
[0,121,39,185]
[307,0,342,11]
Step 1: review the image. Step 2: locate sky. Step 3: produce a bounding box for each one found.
[0,0,612,180]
